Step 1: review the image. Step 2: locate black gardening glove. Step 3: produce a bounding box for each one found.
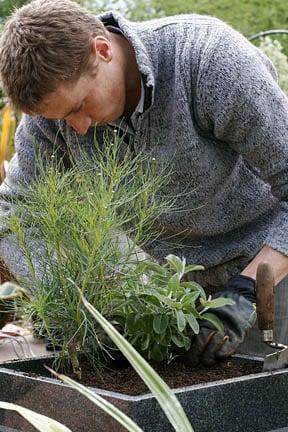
[185,275,256,366]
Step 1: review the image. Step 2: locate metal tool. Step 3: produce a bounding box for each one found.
[256,262,288,371]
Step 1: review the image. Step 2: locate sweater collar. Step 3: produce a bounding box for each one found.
[99,11,155,112]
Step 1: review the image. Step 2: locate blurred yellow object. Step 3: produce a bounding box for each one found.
[0,104,16,183]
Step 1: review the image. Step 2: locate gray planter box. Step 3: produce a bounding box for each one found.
[0,354,287,432]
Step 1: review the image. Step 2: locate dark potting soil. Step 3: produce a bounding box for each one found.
[74,358,263,396]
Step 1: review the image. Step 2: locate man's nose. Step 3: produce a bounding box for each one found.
[66,114,92,135]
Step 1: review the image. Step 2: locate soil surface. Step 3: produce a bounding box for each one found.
[73,358,263,395]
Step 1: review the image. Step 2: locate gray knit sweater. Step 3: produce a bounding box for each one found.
[1,12,288,287]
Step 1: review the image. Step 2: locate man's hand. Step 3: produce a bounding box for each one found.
[184,275,257,366]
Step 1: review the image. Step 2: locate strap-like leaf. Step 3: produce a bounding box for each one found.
[0,402,71,432]
[47,369,143,432]
[78,289,194,432]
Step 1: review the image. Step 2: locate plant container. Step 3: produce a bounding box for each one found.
[0,354,287,432]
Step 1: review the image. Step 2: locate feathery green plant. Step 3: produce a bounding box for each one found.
[8,130,174,376]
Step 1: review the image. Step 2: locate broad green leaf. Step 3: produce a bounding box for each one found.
[137,315,153,333]
[136,262,169,285]
[183,335,191,351]
[184,264,205,273]
[126,314,137,332]
[181,282,207,300]
[175,310,186,332]
[153,314,169,334]
[0,282,30,300]
[141,333,150,351]
[148,288,177,307]
[79,290,194,432]
[201,312,225,334]
[200,297,235,309]
[159,326,172,345]
[174,288,187,301]
[140,294,161,307]
[168,273,180,292]
[171,331,191,351]
[171,333,185,348]
[47,369,143,432]
[150,342,165,361]
[185,314,200,334]
[181,291,200,306]
[166,254,185,274]
[129,333,142,346]
[183,303,200,318]
[0,402,71,432]
[151,276,171,287]
[137,261,166,276]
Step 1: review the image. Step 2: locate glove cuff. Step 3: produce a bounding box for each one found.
[224,274,256,302]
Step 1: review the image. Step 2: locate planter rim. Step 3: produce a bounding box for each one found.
[0,353,287,401]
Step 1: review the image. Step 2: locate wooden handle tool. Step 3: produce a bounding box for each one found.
[256,262,275,343]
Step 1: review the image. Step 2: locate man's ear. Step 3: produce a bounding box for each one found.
[90,36,112,62]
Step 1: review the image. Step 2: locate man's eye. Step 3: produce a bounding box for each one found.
[73,104,83,113]
[63,102,84,120]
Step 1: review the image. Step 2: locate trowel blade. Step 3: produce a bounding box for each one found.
[263,347,288,372]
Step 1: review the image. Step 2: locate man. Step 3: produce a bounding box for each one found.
[1,0,288,366]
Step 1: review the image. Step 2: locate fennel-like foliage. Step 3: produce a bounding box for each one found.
[9,131,173,374]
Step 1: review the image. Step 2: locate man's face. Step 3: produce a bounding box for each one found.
[37,36,127,135]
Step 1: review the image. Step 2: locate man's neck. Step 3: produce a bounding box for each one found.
[109,30,142,117]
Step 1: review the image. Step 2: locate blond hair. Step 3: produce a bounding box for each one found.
[0,0,109,112]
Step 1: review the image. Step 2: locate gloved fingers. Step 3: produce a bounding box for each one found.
[216,315,257,360]
[185,329,235,367]
[185,329,220,366]
[214,337,239,360]
[213,307,257,360]
[184,329,217,366]
[200,333,230,366]
[184,299,257,367]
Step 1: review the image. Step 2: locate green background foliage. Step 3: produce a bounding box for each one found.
[150,0,288,53]
[0,0,28,19]
[150,0,288,37]
[1,0,288,33]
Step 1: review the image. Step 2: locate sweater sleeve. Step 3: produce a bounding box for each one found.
[195,25,288,256]
[0,114,69,282]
